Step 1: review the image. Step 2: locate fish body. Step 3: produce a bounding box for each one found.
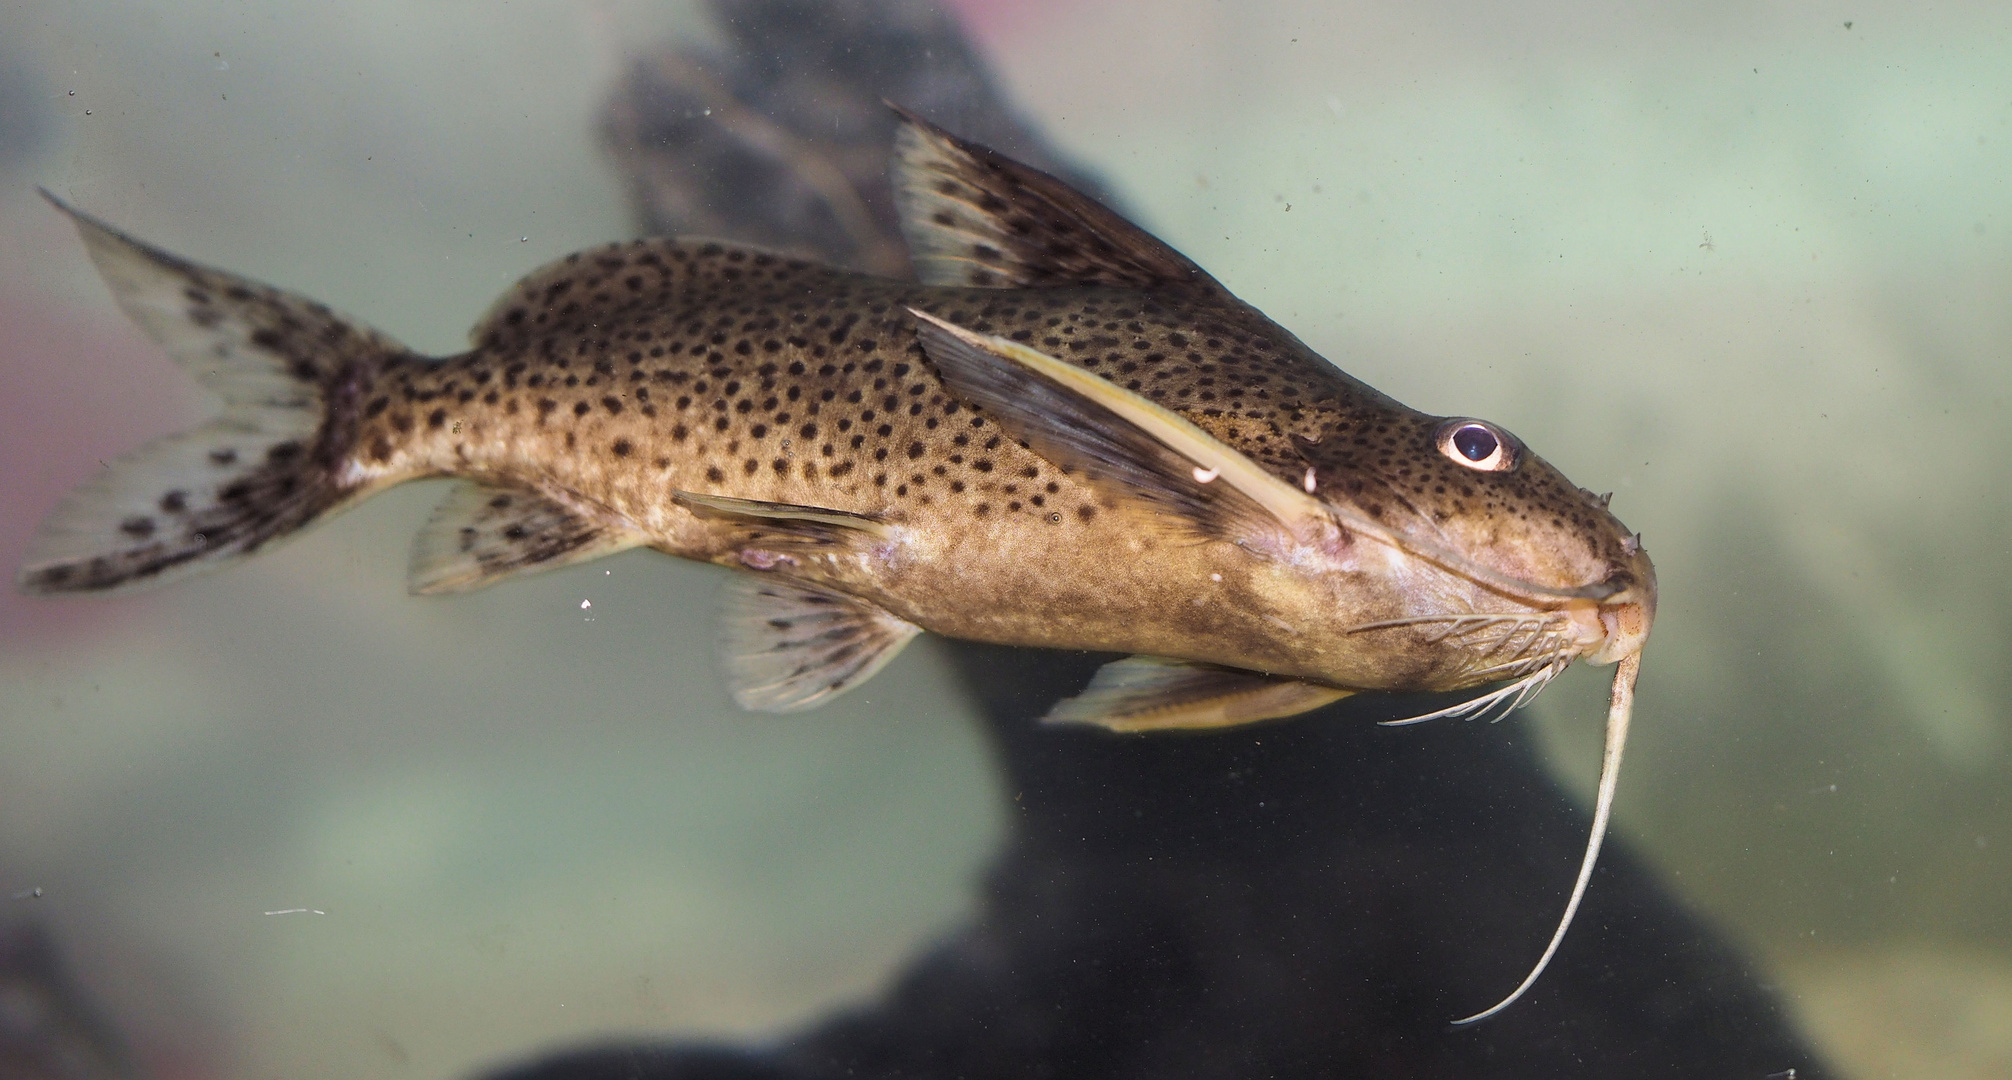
[19,111,1654,1018]
[331,270,1603,694]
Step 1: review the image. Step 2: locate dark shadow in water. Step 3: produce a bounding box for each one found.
[481,1,1833,1076]
[0,921,141,1080]
[487,644,1826,1079]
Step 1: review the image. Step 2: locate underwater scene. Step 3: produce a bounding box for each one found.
[1,1,2007,1077]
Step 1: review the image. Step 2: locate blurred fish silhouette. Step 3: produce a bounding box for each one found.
[0,923,140,1080]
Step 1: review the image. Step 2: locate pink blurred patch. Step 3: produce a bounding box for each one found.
[0,288,195,645]
[942,0,1089,47]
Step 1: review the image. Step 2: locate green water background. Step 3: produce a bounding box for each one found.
[0,2,2006,1076]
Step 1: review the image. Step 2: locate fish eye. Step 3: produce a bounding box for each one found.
[1436,419,1518,472]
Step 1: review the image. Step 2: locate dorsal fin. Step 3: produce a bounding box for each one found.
[466,237,852,353]
[890,106,1226,294]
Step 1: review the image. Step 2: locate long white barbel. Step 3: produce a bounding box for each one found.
[1451,649,1641,1025]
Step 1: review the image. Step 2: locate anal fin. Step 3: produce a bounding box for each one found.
[409,482,640,595]
[1046,656,1352,732]
[720,576,921,712]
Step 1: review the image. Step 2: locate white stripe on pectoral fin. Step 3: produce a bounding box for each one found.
[719,575,922,713]
[408,481,642,595]
[908,310,1329,551]
[1046,655,1352,732]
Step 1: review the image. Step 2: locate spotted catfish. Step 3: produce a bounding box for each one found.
[20,111,1653,1020]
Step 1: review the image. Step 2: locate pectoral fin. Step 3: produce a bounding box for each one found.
[1046,655,1352,732]
[910,311,1330,548]
[719,576,922,712]
[409,482,640,595]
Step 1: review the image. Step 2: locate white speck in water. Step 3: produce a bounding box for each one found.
[263,908,327,916]
[580,599,591,609]
[1192,465,1220,483]
[10,887,44,900]
[521,236,529,243]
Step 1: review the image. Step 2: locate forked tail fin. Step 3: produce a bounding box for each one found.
[17,192,404,595]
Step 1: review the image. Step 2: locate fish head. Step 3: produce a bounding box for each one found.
[1304,407,1655,677]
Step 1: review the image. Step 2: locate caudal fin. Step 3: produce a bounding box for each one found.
[18,192,404,595]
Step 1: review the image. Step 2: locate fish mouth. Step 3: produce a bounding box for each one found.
[1326,501,1658,663]
[1561,565,1656,666]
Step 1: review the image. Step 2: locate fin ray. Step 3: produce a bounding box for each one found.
[409,482,642,595]
[719,577,921,712]
[890,108,1225,293]
[910,310,1328,546]
[20,194,401,595]
[673,490,892,545]
[1047,656,1352,732]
